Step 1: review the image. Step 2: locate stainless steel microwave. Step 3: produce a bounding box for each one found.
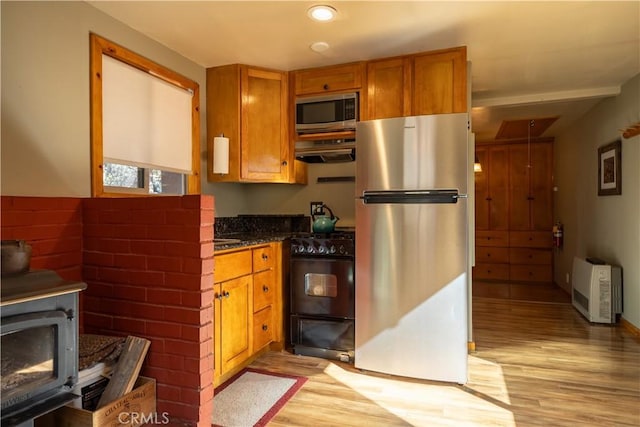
[295,93,358,134]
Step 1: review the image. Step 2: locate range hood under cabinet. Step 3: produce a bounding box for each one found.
[295,134,355,163]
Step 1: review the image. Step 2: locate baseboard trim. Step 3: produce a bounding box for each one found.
[620,317,640,338]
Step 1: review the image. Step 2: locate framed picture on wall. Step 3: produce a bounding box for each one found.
[598,139,622,196]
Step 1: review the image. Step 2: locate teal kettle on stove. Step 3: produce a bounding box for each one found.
[312,205,339,233]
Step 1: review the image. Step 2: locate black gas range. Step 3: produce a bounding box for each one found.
[289,230,355,362]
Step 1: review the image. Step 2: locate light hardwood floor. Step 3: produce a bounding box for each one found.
[250,297,640,426]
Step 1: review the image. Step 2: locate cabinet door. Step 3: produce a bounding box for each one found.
[241,67,289,181]
[474,147,490,230]
[509,144,530,230]
[366,57,411,120]
[412,47,467,115]
[294,63,364,96]
[219,275,252,374]
[207,64,241,182]
[530,143,553,231]
[476,145,509,231]
[509,142,553,231]
[213,283,221,381]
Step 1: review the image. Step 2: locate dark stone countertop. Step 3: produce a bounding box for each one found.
[213,232,295,252]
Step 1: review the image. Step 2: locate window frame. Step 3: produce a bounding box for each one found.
[89,33,200,197]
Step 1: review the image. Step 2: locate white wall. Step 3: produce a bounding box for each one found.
[244,162,357,227]
[0,1,247,215]
[554,73,640,328]
[0,1,355,219]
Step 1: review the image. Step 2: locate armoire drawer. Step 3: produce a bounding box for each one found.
[473,263,510,281]
[476,231,509,247]
[509,248,552,265]
[475,247,509,263]
[509,231,551,248]
[509,265,552,282]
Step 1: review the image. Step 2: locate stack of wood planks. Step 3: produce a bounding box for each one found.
[96,336,150,409]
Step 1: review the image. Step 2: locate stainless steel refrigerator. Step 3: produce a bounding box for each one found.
[355,113,469,384]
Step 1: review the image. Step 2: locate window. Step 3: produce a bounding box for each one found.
[90,34,200,196]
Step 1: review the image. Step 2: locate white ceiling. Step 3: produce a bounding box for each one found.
[87,1,640,142]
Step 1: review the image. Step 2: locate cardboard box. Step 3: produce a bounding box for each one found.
[53,377,156,427]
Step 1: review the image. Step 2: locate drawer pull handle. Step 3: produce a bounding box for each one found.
[262,324,268,331]
[223,291,230,299]
[323,84,329,90]
[262,253,268,260]
[263,285,269,293]
[215,293,224,301]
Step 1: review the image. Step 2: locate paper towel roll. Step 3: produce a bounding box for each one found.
[213,136,229,174]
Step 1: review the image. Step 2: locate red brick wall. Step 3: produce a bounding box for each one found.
[1,195,214,427]
[81,195,214,427]
[1,196,83,281]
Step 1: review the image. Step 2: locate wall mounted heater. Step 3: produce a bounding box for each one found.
[571,256,622,324]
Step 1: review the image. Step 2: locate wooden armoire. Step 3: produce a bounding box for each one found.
[473,139,554,283]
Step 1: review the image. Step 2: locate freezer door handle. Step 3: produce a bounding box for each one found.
[360,189,462,204]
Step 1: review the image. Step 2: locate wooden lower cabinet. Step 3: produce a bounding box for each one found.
[214,276,252,376]
[474,231,553,283]
[213,242,282,387]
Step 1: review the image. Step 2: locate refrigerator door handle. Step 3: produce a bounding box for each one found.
[360,189,461,204]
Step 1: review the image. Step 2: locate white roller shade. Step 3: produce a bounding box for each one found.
[102,54,193,173]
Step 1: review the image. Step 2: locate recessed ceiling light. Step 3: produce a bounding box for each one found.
[308,5,337,22]
[310,41,330,52]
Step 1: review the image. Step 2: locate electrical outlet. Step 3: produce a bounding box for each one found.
[310,201,325,216]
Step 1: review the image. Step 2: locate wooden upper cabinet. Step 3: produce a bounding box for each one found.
[293,62,365,96]
[413,47,467,115]
[365,46,467,120]
[475,145,509,231]
[207,64,292,183]
[508,142,553,231]
[366,57,412,120]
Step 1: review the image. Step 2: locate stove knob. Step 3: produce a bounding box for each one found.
[307,245,314,253]
[329,245,337,254]
[319,246,326,254]
[338,245,346,254]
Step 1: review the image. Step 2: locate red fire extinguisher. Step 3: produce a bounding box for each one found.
[553,222,563,248]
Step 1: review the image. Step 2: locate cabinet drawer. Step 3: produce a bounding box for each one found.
[473,263,509,280]
[253,245,275,272]
[215,250,252,283]
[510,231,551,248]
[509,248,552,265]
[253,269,275,312]
[476,231,509,247]
[253,306,274,351]
[475,247,509,263]
[509,265,552,282]
[294,63,364,95]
